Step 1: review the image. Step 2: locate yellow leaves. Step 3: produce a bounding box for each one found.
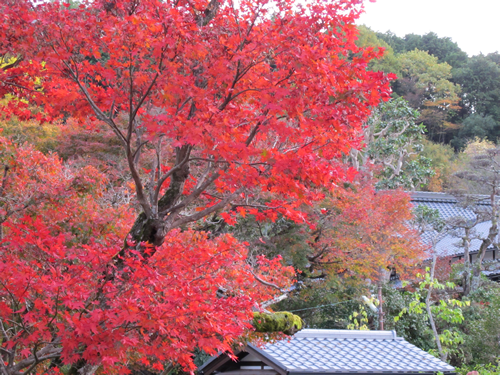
[0,55,20,70]
[0,115,61,153]
[347,307,370,330]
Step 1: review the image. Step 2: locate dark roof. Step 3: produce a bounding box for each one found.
[411,192,477,220]
[411,192,495,257]
[199,329,455,375]
[483,269,500,277]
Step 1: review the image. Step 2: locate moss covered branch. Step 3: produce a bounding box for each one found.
[253,312,303,335]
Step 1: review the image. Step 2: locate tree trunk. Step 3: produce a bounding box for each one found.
[378,284,384,330]
[427,253,446,362]
[472,191,498,290]
[463,227,472,296]
[125,147,191,251]
[77,364,100,375]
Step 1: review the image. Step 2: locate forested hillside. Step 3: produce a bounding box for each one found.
[1,1,500,374]
[356,27,500,192]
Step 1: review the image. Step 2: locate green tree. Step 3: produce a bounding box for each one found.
[452,114,500,150]
[419,32,467,69]
[394,49,461,143]
[376,31,468,69]
[403,33,467,69]
[420,139,465,192]
[453,54,500,125]
[485,52,500,65]
[374,31,406,54]
[356,26,400,75]
[350,97,433,189]
[382,286,436,351]
[395,269,469,362]
[461,283,500,365]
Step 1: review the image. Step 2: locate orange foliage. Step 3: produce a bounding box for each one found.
[310,176,425,282]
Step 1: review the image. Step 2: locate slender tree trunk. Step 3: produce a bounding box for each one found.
[472,190,498,290]
[378,284,384,330]
[463,227,472,296]
[427,253,446,362]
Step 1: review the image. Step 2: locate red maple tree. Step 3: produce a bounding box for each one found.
[0,0,392,373]
[2,0,391,245]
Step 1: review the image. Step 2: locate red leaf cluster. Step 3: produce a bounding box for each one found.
[0,138,293,373]
[1,0,392,223]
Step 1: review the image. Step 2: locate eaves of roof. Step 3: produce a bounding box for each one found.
[410,191,492,205]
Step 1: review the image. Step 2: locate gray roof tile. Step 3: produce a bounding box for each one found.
[411,192,497,257]
[256,329,454,373]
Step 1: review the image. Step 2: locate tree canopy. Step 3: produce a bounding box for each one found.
[0,0,394,374]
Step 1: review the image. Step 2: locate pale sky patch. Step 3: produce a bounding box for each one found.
[357,0,500,57]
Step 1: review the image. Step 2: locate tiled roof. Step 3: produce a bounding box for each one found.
[411,193,476,221]
[199,329,456,375]
[482,269,500,277]
[411,192,495,257]
[254,329,454,374]
[431,221,493,257]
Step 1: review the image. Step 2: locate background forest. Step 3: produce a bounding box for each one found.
[2,1,500,374]
[356,27,500,191]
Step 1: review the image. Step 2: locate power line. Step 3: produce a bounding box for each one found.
[288,299,358,313]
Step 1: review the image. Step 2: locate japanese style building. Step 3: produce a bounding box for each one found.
[199,329,455,375]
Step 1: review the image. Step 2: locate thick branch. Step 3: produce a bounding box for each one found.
[195,0,220,26]
[126,146,153,218]
[153,148,191,206]
[12,341,62,374]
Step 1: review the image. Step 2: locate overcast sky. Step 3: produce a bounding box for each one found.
[357,0,500,57]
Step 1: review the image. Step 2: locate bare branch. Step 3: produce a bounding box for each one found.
[132,140,150,162]
[65,62,128,146]
[170,187,243,228]
[250,270,282,291]
[176,96,193,115]
[126,147,152,217]
[0,166,9,198]
[245,124,260,146]
[130,65,163,125]
[261,294,288,308]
